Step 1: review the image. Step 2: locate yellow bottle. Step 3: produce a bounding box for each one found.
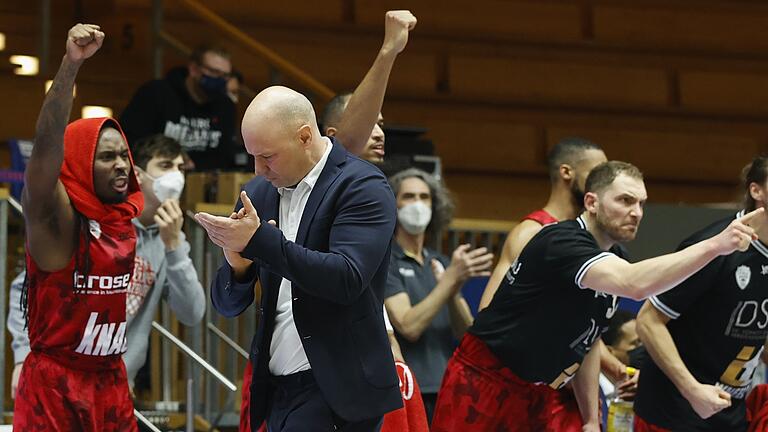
[606,367,637,432]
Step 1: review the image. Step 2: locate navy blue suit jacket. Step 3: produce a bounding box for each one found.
[211,139,402,425]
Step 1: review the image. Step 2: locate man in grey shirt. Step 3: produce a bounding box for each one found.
[384,168,493,422]
[8,134,206,395]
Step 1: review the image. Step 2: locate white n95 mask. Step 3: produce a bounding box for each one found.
[397,201,432,235]
[151,171,185,202]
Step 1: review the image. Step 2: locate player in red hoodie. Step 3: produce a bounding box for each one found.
[13,24,143,431]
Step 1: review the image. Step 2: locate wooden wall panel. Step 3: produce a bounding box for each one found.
[546,127,761,183]
[450,56,670,108]
[443,174,551,220]
[593,5,768,54]
[680,71,768,115]
[443,173,741,221]
[354,0,583,42]
[264,43,435,96]
[408,119,544,174]
[117,0,346,26]
[0,76,44,139]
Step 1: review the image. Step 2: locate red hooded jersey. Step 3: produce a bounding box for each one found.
[26,117,143,371]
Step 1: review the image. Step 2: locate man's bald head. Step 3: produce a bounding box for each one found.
[242,86,319,140]
[241,86,327,188]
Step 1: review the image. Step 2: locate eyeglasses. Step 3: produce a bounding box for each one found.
[198,62,232,80]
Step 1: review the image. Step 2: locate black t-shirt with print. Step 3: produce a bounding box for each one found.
[635,212,768,431]
[120,67,237,171]
[470,216,622,388]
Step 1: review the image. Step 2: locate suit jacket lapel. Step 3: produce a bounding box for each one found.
[295,139,346,246]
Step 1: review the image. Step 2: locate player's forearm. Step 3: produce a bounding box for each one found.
[598,339,626,382]
[627,240,720,299]
[388,331,404,362]
[334,49,397,155]
[165,246,206,326]
[572,343,601,426]
[448,295,473,338]
[27,57,80,194]
[395,280,456,342]
[591,241,719,300]
[637,304,699,396]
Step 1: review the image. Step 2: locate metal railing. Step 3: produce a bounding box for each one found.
[152,0,335,103]
[151,320,237,432]
[186,204,257,425]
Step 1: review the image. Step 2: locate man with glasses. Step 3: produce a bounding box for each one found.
[120,45,238,170]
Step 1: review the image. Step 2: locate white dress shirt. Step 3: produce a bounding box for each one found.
[269,138,332,375]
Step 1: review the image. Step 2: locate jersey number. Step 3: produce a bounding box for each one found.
[720,345,763,387]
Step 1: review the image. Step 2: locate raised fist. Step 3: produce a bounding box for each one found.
[382,10,417,55]
[66,23,105,63]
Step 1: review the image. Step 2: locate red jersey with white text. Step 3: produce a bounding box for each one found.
[26,217,136,371]
[25,116,143,372]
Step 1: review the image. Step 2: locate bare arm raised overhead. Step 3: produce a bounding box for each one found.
[335,11,416,156]
[23,24,104,272]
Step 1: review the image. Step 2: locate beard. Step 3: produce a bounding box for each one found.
[595,208,638,244]
[100,193,128,205]
[571,181,585,210]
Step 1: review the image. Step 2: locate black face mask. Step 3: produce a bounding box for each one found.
[628,345,649,369]
[198,74,227,99]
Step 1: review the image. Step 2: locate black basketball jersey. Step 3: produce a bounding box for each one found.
[635,211,768,431]
[470,216,622,388]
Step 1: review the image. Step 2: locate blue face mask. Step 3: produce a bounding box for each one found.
[198,74,227,99]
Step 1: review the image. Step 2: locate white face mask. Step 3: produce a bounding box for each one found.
[397,201,432,235]
[150,170,185,202]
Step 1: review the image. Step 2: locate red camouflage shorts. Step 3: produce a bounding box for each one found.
[633,414,672,432]
[13,351,137,432]
[431,333,584,432]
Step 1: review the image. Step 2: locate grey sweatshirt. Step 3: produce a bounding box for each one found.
[7,219,206,383]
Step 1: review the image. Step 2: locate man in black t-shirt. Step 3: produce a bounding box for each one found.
[633,157,768,432]
[431,161,765,432]
[120,45,236,171]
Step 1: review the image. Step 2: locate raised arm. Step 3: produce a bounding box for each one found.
[581,209,762,300]
[335,10,416,155]
[23,24,104,271]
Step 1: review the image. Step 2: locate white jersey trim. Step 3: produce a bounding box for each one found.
[575,252,616,289]
[576,216,587,230]
[649,296,681,320]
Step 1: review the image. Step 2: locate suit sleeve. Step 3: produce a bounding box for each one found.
[241,172,397,306]
[210,200,261,317]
